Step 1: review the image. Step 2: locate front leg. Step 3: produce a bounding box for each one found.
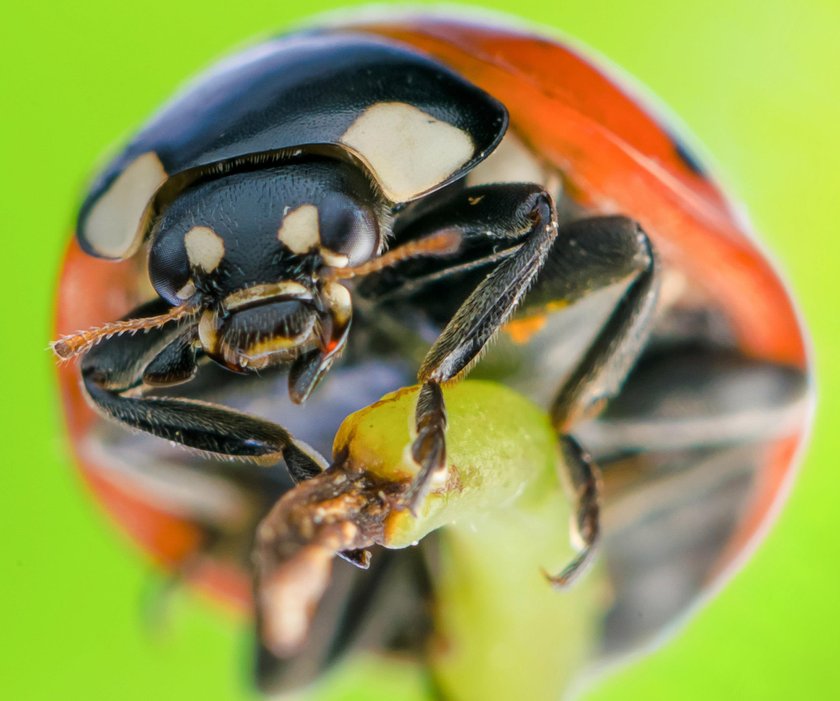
[408,210,657,533]
[81,300,326,482]
[407,187,560,509]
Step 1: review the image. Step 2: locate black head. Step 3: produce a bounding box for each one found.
[149,158,382,373]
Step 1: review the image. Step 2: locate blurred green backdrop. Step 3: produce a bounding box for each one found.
[3,0,838,698]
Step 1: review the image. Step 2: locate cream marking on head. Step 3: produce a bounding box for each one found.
[340,102,474,202]
[223,281,312,311]
[277,204,321,254]
[184,226,225,273]
[85,151,167,259]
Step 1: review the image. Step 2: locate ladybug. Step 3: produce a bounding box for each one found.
[55,12,812,690]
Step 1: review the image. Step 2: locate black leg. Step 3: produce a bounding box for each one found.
[402,214,657,587]
[405,213,657,513]
[544,217,658,430]
[81,301,326,482]
[357,182,553,305]
[528,216,656,582]
[407,383,448,509]
[404,187,560,509]
[546,436,602,587]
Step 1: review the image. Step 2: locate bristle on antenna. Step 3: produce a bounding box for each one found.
[51,304,198,361]
[324,229,461,281]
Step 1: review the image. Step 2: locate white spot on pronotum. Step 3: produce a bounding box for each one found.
[340,102,474,202]
[184,226,225,272]
[465,131,548,188]
[277,204,320,254]
[84,151,167,258]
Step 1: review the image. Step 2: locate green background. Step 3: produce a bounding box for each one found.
[3,0,838,698]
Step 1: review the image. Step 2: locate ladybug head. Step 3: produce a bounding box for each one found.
[53,157,459,386]
[147,159,383,373]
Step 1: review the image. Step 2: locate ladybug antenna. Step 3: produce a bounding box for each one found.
[51,304,199,361]
[323,229,461,281]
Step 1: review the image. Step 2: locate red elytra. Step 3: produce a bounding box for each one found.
[348,15,810,590]
[55,16,810,615]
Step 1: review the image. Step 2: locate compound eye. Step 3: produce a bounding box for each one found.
[318,204,379,267]
[149,230,192,305]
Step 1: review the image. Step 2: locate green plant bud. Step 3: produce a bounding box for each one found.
[257,381,605,700]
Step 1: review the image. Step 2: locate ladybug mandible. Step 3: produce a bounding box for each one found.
[55,12,812,683]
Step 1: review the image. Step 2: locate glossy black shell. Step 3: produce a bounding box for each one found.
[77,31,508,260]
